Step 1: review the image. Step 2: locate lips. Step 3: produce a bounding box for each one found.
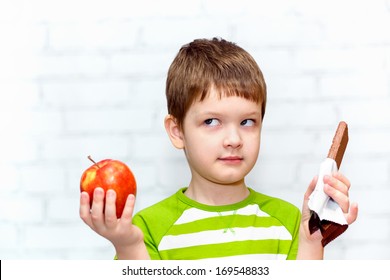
[218,156,243,163]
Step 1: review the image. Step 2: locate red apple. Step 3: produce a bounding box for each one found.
[80,156,137,218]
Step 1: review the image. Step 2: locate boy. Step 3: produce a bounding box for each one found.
[80,37,358,260]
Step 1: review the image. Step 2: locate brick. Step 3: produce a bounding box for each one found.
[0,197,44,223]
[260,129,319,158]
[264,102,337,128]
[41,135,130,160]
[123,0,202,18]
[0,22,47,51]
[0,136,38,163]
[20,163,66,193]
[38,53,108,78]
[353,190,390,215]
[297,47,386,75]
[266,76,317,100]
[18,0,132,22]
[348,131,390,155]
[130,78,166,109]
[133,134,174,160]
[250,49,296,76]
[47,195,81,222]
[49,21,139,51]
[320,71,388,98]
[235,17,324,47]
[0,82,40,110]
[41,80,130,108]
[157,159,191,190]
[294,0,390,45]
[0,164,20,192]
[343,159,389,187]
[0,52,41,79]
[324,11,390,45]
[128,161,157,190]
[109,52,172,76]
[339,100,390,127]
[142,19,231,49]
[64,108,153,133]
[203,0,264,16]
[0,110,63,140]
[0,225,19,248]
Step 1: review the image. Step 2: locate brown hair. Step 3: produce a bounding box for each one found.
[166,37,267,128]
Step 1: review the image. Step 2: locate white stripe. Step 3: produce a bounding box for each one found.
[200,253,287,260]
[175,204,270,225]
[158,226,292,251]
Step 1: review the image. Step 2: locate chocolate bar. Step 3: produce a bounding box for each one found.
[327,121,348,169]
[309,121,349,247]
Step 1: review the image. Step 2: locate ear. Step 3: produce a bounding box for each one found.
[164,114,184,149]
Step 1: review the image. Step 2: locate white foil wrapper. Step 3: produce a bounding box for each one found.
[308,158,348,226]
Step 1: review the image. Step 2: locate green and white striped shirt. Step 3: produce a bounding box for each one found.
[133,187,300,260]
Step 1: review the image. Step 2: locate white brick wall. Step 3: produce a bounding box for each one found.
[0,0,389,259]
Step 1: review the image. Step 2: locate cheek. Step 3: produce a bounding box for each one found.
[184,135,217,162]
[246,134,261,154]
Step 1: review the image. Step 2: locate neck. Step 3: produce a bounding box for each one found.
[185,178,250,206]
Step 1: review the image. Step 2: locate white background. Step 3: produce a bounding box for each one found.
[0,0,389,259]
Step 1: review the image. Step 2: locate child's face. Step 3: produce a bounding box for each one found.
[180,88,262,186]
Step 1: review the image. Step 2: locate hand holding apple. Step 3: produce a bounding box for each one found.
[80,156,137,218]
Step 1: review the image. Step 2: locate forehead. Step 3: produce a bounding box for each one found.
[187,88,262,115]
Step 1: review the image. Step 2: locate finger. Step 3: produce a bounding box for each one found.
[104,189,118,228]
[332,172,351,190]
[323,174,348,195]
[346,202,359,225]
[120,194,136,224]
[323,184,350,213]
[90,187,105,225]
[79,192,92,225]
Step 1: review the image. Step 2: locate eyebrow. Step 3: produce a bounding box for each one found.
[196,110,262,118]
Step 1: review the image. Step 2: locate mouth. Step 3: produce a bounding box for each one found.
[218,156,243,164]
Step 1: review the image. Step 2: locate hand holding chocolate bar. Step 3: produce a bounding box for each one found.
[308,121,358,246]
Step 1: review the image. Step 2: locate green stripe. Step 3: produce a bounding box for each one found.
[159,239,291,260]
[169,215,284,235]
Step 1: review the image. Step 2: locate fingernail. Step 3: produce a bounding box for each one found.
[94,187,103,194]
[106,189,114,197]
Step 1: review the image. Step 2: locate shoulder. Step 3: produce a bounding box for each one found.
[133,188,189,227]
[249,189,301,239]
[250,189,301,227]
[251,189,300,213]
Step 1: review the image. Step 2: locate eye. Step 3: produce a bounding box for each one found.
[204,118,220,126]
[241,119,255,126]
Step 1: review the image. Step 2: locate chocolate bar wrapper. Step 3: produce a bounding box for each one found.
[308,158,348,246]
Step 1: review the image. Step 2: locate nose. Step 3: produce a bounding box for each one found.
[223,125,242,148]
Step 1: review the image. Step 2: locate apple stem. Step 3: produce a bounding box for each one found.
[88,155,100,168]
